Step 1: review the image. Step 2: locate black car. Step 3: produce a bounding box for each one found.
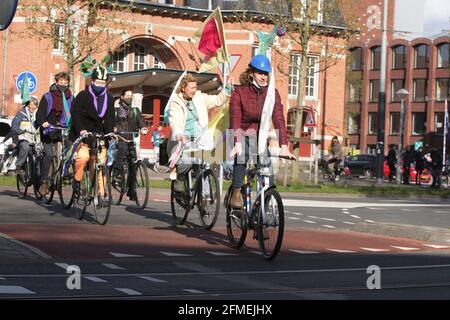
[344,154,376,179]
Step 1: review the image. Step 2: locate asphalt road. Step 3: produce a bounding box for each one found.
[1,186,450,301]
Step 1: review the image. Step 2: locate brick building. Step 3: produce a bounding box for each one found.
[0,0,349,159]
[343,0,450,155]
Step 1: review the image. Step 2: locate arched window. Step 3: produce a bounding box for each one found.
[133,43,149,71]
[112,49,128,73]
[437,43,450,68]
[414,44,428,69]
[349,47,363,71]
[392,45,406,69]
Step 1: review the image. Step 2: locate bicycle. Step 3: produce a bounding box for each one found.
[73,132,114,225]
[319,159,347,185]
[170,140,220,230]
[110,131,150,209]
[224,154,295,260]
[0,142,17,175]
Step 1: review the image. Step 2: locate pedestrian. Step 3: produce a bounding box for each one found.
[387,145,397,182]
[414,146,424,185]
[402,145,413,184]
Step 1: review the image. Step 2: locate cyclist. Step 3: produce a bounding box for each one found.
[229,55,293,209]
[167,73,233,192]
[327,136,343,177]
[152,125,163,160]
[10,97,39,174]
[36,71,74,196]
[112,87,148,200]
[70,66,116,198]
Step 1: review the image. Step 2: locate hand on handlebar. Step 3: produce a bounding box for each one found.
[80,130,88,137]
[42,122,50,129]
[176,133,187,144]
[279,144,296,160]
[140,127,148,135]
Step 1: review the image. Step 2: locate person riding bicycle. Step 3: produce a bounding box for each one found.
[112,87,148,200]
[36,71,74,196]
[229,55,293,209]
[70,66,115,198]
[167,73,233,192]
[10,97,39,174]
[327,136,343,177]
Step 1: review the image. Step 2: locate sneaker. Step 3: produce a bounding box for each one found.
[230,188,243,209]
[72,180,80,198]
[39,181,49,196]
[128,190,137,201]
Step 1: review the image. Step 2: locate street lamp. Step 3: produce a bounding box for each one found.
[396,88,410,185]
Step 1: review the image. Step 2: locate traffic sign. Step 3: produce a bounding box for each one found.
[304,109,316,127]
[16,71,37,95]
[414,141,423,151]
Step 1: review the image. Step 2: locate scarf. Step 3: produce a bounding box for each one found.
[50,84,72,118]
[88,85,108,118]
[118,100,131,119]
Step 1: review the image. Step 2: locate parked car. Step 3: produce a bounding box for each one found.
[0,116,12,157]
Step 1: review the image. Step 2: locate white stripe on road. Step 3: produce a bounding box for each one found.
[433,211,449,214]
[292,212,303,216]
[110,252,144,258]
[139,276,168,283]
[102,263,125,270]
[308,216,336,222]
[423,244,450,249]
[249,251,262,255]
[206,251,237,256]
[365,220,375,223]
[401,209,417,212]
[54,263,70,271]
[391,246,420,251]
[182,289,205,294]
[115,288,143,296]
[343,221,356,225]
[303,220,317,224]
[360,247,390,252]
[322,225,336,229]
[283,199,450,209]
[0,286,35,295]
[327,249,356,253]
[160,252,193,257]
[367,208,385,210]
[84,276,108,283]
[290,250,320,255]
[153,199,169,203]
[350,215,361,219]
[287,217,301,220]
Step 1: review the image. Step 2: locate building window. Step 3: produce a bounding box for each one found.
[437,43,450,68]
[367,144,377,155]
[389,112,400,135]
[289,54,319,99]
[112,50,127,73]
[413,79,427,102]
[368,112,378,135]
[436,78,450,102]
[52,23,65,52]
[153,52,165,69]
[347,112,360,135]
[435,112,445,135]
[133,43,148,71]
[349,82,362,102]
[414,44,428,69]
[287,109,296,137]
[350,47,363,71]
[391,79,405,102]
[392,45,406,70]
[412,112,426,135]
[371,46,381,70]
[370,80,380,102]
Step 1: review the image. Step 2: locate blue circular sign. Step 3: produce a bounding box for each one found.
[16,71,37,95]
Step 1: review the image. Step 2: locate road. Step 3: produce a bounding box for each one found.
[1,186,450,301]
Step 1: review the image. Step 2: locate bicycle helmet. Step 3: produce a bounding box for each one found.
[249,55,271,73]
[91,66,108,81]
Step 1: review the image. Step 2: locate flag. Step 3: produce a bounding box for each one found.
[163,71,187,124]
[193,7,229,73]
[258,67,276,155]
[20,73,31,105]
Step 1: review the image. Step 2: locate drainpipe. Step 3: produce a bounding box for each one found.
[1,29,9,117]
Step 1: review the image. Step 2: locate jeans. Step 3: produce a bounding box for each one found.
[15,141,30,169]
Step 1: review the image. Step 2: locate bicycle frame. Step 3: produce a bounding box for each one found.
[185,150,209,211]
[244,165,273,228]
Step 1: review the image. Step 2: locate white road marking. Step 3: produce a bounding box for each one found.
[401,209,417,212]
[365,220,375,223]
[283,199,450,209]
[160,252,193,257]
[423,244,450,249]
[182,289,205,294]
[249,251,262,255]
[115,288,143,296]
[367,207,385,210]
[327,249,356,253]
[350,215,361,219]
[153,199,169,202]
[360,247,390,252]
[303,220,317,224]
[292,212,303,216]
[287,217,301,220]
[433,211,449,214]
[102,263,125,270]
[54,263,70,270]
[391,246,420,251]
[206,251,237,256]
[84,276,107,283]
[342,221,356,225]
[307,216,336,222]
[0,286,35,295]
[139,276,168,283]
[290,250,320,254]
[322,225,336,229]
[0,278,5,280]
[110,252,144,258]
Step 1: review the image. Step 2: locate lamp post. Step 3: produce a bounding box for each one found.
[396,88,410,185]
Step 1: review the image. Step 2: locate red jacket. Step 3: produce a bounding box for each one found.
[230,85,288,145]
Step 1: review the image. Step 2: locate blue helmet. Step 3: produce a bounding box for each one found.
[249,54,271,73]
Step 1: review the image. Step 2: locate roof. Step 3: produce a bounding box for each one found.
[107,68,222,97]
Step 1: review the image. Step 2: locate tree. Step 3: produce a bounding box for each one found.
[23,0,135,90]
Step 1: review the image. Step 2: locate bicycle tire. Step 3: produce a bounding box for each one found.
[73,168,89,220]
[33,156,43,200]
[170,179,189,225]
[154,162,170,173]
[134,161,149,209]
[257,188,285,261]
[58,162,75,209]
[43,158,57,204]
[225,185,248,249]
[198,169,220,230]
[16,162,28,199]
[93,166,112,225]
[440,174,449,189]
[110,164,126,206]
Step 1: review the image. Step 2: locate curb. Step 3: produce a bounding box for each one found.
[0,232,52,261]
[352,222,450,244]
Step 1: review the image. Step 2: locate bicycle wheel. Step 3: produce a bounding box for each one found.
[58,162,75,209]
[170,179,189,225]
[198,169,220,230]
[225,186,248,248]
[420,170,433,188]
[134,161,149,209]
[72,168,89,220]
[93,166,112,225]
[110,164,126,206]
[16,158,29,199]
[43,158,57,204]
[33,156,43,200]
[257,188,285,261]
[154,162,170,173]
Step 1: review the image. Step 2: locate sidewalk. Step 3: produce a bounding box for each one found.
[0,232,51,263]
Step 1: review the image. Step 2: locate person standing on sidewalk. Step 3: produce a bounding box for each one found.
[387,145,397,182]
[414,146,425,185]
[402,145,413,185]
